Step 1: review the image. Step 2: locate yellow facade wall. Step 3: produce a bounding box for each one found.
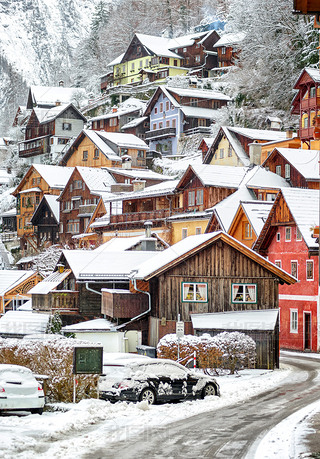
[65,137,120,168]
[209,135,244,166]
[170,219,210,245]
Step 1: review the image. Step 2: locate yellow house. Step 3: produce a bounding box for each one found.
[110,33,187,86]
[168,212,211,245]
[60,129,148,169]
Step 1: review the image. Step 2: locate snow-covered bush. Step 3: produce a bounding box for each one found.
[157,332,256,374]
[0,337,99,403]
[211,332,256,374]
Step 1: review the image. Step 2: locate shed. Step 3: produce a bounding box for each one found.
[191,309,279,369]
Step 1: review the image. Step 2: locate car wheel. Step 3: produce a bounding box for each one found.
[202,383,217,398]
[30,408,43,415]
[139,387,156,405]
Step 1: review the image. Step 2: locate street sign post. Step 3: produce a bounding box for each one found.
[176,316,184,361]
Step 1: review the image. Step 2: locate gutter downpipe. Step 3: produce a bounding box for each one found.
[116,273,151,330]
[85,282,107,319]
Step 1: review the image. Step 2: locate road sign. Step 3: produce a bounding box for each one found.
[73,346,103,375]
[176,321,184,338]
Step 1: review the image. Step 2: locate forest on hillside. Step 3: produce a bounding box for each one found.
[0,0,318,136]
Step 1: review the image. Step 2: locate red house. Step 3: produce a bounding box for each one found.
[254,188,319,352]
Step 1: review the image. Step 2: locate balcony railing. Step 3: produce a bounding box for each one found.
[78,204,97,215]
[51,291,79,313]
[183,126,212,136]
[299,127,314,140]
[145,127,176,140]
[18,145,48,158]
[109,208,183,228]
[301,97,320,111]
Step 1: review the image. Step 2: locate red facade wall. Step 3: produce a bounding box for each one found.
[266,225,318,351]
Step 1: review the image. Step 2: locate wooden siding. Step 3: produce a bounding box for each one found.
[263,151,311,188]
[102,290,148,318]
[150,240,279,322]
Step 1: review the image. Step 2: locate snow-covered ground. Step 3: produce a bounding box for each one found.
[0,366,293,458]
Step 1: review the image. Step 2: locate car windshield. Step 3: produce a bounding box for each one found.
[102,365,132,381]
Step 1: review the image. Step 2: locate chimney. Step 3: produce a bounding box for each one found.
[112,106,118,113]
[122,155,132,169]
[286,126,294,139]
[57,263,65,273]
[248,141,262,165]
[140,221,157,251]
[59,80,64,87]
[133,179,146,192]
[55,100,61,106]
[145,220,152,238]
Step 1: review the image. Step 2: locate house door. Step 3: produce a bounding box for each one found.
[304,312,311,350]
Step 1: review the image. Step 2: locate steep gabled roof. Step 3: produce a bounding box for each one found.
[230,200,274,238]
[213,32,245,48]
[33,103,86,124]
[176,164,249,190]
[27,85,86,109]
[75,167,116,194]
[31,194,60,225]
[132,231,296,285]
[263,148,320,181]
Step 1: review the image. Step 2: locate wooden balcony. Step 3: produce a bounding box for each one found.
[108,208,183,230]
[301,97,320,111]
[145,127,176,140]
[102,289,148,319]
[19,145,48,158]
[299,126,315,140]
[78,204,97,216]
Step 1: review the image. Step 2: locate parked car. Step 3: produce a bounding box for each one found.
[0,364,45,414]
[99,358,220,405]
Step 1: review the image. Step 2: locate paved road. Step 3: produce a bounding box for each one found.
[84,353,320,459]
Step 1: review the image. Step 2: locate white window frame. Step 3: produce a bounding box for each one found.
[231,283,257,304]
[306,260,314,281]
[285,227,291,242]
[182,282,208,303]
[296,227,302,241]
[275,260,282,268]
[182,228,188,239]
[285,164,290,179]
[291,260,298,279]
[290,309,298,333]
[275,165,281,175]
[276,232,281,242]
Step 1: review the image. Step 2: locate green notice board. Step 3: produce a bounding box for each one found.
[73,347,103,374]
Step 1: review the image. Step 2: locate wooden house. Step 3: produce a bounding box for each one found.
[291,68,320,148]
[58,167,116,246]
[253,188,319,352]
[144,86,230,155]
[18,103,86,164]
[60,129,148,169]
[12,164,74,253]
[129,231,295,351]
[262,148,319,189]
[293,0,320,14]
[30,195,60,248]
[121,116,149,140]
[204,126,297,167]
[212,32,245,71]
[26,85,86,110]
[228,200,273,248]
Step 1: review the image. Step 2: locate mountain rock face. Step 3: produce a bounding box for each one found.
[0,0,98,136]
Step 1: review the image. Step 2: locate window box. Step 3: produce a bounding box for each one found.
[231,283,257,304]
[181,282,208,302]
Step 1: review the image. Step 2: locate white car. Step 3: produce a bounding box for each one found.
[0,364,45,414]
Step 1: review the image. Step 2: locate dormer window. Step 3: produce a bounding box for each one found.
[310,87,316,98]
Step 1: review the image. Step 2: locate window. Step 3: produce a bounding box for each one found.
[154,107,158,114]
[275,165,281,175]
[62,123,72,131]
[139,60,143,68]
[145,59,149,66]
[243,222,252,240]
[195,55,200,63]
[183,47,187,52]
[196,227,201,235]
[228,146,232,157]
[285,227,291,241]
[196,189,203,205]
[221,46,226,54]
[306,260,314,280]
[190,98,198,107]
[160,102,163,113]
[159,122,163,129]
[303,116,308,128]
[58,138,68,145]
[290,309,298,333]
[166,120,170,127]
[122,65,125,73]
[291,261,298,278]
[82,150,88,161]
[266,193,277,201]
[74,180,83,189]
[310,87,316,98]
[153,123,157,130]
[174,60,178,66]
[296,227,302,241]
[219,148,224,159]
[188,191,195,206]
[276,232,280,242]
[151,57,159,66]
[137,150,144,158]
[275,260,281,268]
[131,62,135,71]
[109,118,118,126]
[285,164,290,179]
[232,284,257,304]
[182,282,207,302]
[166,101,169,111]
[182,228,188,239]
[172,119,176,128]
[94,149,99,159]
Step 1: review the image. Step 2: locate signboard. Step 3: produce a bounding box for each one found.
[176,321,185,339]
[73,347,103,375]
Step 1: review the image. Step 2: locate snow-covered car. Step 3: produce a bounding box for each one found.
[99,358,220,405]
[0,364,45,414]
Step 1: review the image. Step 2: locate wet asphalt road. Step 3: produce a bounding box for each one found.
[84,352,320,459]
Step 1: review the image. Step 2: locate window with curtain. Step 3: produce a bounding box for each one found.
[182,282,207,302]
[232,284,257,303]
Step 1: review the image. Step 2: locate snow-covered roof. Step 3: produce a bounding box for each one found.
[213,32,245,48]
[33,104,75,123]
[96,131,149,150]
[62,318,116,332]
[32,164,74,189]
[228,126,291,142]
[0,208,16,217]
[29,85,86,107]
[19,187,42,194]
[187,164,249,188]
[78,251,157,281]
[93,236,152,253]
[0,270,37,296]
[245,166,290,190]
[89,106,142,122]
[168,31,208,49]
[280,188,319,249]
[0,168,12,185]
[191,309,279,331]
[61,250,93,279]
[28,269,71,295]
[301,67,320,84]
[106,167,172,181]
[121,116,148,130]
[135,33,181,59]
[76,167,116,193]
[270,148,319,180]
[104,179,179,202]
[240,201,274,236]
[107,53,125,67]
[207,187,255,232]
[0,311,50,336]
[219,126,250,166]
[167,87,231,101]
[180,106,220,120]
